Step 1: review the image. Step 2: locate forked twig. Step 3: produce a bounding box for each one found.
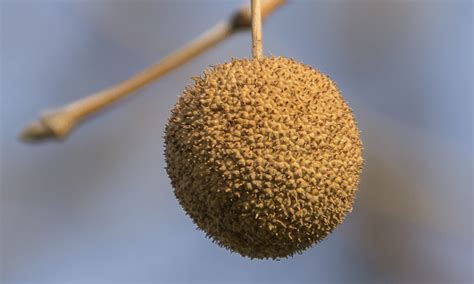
[20,0,286,142]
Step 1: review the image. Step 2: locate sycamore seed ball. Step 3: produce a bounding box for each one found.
[165,56,363,259]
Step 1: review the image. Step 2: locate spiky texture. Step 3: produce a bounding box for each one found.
[165,57,363,259]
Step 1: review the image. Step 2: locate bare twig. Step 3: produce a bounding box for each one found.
[251,0,263,59]
[20,0,287,143]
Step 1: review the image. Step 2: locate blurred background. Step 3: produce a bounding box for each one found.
[1,0,473,283]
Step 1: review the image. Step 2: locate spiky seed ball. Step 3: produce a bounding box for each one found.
[165,56,363,259]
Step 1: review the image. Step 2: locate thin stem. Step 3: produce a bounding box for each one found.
[251,0,263,59]
[19,0,287,143]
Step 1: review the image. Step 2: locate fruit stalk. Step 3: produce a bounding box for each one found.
[19,0,287,143]
[251,0,263,59]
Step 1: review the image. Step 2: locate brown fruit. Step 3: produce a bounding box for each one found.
[165,56,363,259]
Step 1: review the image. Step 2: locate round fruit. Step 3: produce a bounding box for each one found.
[165,56,363,259]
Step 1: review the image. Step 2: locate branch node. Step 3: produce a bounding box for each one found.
[19,109,76,142]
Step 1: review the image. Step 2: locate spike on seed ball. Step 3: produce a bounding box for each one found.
[164,56,363,259]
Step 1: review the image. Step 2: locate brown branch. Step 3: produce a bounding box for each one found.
[19,0,287,143]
